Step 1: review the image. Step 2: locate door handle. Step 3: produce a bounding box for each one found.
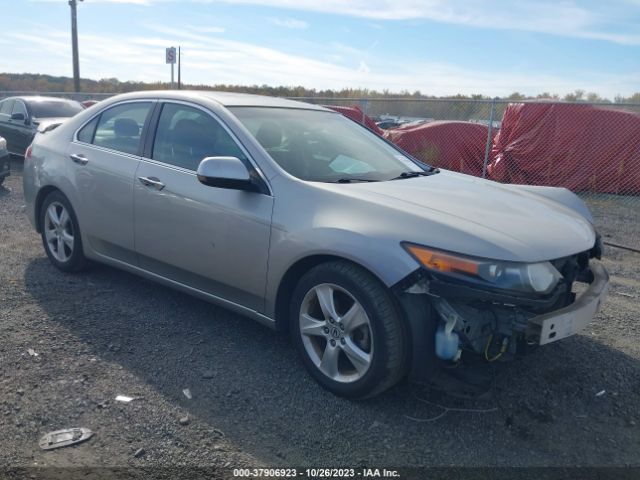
[70,153,88,165]
[138,176,165,191]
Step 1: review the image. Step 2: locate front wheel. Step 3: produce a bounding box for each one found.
[39,190,88,272]
[290,261,407,399]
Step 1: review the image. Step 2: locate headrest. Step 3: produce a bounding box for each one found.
[114,118,139,137]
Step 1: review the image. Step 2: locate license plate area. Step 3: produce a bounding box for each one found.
[534,297,602,345]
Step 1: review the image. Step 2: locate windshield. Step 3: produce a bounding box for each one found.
[229,107,425,182]
[27,100,83,119]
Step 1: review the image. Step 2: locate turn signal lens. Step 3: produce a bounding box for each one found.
[405,244,479,276]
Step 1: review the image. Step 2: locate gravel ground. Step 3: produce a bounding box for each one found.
[585,194,640,252]
[1,159,639,477]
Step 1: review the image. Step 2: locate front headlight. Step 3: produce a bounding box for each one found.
[403,243,562,294]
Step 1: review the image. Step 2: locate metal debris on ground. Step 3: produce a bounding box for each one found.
[596,390,606,397]
[182,388,192,400]
[39,428,93,450]
[27,348,39,357]
[615,292,635,298]
[115,395,135,403]
[134,448,145,458]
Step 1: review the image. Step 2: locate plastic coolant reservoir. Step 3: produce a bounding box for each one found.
[435,320,459,360]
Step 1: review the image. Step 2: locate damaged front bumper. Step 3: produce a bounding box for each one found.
[527,262,609,345]
[394,254,609,382]
[430,259,610,359]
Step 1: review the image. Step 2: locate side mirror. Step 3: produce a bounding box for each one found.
[196,156,258,192]
[10,112,26,123]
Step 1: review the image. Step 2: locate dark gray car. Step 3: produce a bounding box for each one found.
[0,96,83,156]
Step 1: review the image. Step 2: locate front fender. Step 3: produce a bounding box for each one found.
[264,226,419,317]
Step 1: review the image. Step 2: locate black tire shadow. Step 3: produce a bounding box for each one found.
[24,258,640,468]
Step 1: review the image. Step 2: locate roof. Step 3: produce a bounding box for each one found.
[198,91,328,110]
[103,90,330,111]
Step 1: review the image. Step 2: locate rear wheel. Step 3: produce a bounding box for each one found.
[40,191,88,272]
[290,261,407,399]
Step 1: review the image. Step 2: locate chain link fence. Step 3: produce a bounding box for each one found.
[2,91,638,250]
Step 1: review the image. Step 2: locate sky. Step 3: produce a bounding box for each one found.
[2,0,639,98]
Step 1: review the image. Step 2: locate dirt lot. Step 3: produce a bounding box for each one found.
[1,159,639,478]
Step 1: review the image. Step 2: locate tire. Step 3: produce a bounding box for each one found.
[290,261,407,399]
[39,190,88,272]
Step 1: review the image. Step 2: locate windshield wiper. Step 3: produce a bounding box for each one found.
[390,167,439,181]
[331,178,379,183]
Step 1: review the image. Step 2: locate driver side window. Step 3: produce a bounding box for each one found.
[12,101,28,120]
[152,103,247,171]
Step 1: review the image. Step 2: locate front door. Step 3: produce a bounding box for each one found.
[133,102,273,312]
[10,100,34,154]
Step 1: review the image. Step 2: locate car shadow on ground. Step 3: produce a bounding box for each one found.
[24,258,640,467]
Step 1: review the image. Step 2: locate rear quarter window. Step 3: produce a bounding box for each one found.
[77,116,99,144]
[0,100,14,117]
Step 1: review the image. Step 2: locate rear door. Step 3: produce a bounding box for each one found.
[69,100,155,263]
[133,101,273,312]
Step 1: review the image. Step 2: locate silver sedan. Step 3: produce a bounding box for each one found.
[23,91,608,398]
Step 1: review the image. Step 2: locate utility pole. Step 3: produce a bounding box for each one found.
[69,0,83,93]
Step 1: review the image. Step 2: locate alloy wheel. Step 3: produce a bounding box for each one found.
[299,283,373,383]
[44,202,74,263]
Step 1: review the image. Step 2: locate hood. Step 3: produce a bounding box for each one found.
[319,170,595,263]
[33,117,69,133]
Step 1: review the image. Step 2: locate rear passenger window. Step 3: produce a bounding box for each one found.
[152,103,247,171]
[77,116,99,144]
[93,102,152,155]
[0,100,14,117]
